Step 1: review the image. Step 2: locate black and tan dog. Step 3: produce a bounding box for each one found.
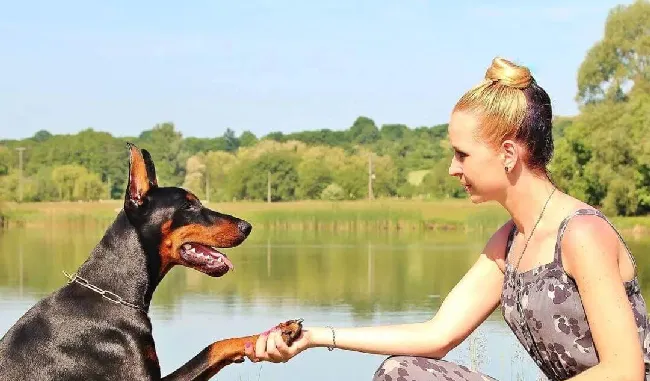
[0,143,301,380]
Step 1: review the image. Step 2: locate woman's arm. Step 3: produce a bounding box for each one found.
[245,221,514,363]
[562,216,645,381]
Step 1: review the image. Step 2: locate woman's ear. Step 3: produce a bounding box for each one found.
[501,139,519,173]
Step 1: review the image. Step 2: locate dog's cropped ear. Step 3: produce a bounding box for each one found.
[125,143,155,209]
[141,149,158,188]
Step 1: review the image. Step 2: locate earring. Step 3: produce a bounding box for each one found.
[504,166,510,173]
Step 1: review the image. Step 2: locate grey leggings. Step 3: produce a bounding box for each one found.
[373,356,498,381]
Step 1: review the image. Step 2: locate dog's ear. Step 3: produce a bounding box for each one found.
[141,149,158,188]
[125,143,155,209]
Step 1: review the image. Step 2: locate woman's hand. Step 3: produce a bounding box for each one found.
[244,326,311,363]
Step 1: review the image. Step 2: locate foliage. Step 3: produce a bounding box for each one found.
[320,183,345,201]
[576,0,650,105]
[0,1,648,215]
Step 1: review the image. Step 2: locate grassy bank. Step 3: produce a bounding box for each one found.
[2,199,649,234]
[1,199,510,232]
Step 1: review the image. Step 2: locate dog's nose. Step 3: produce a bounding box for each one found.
[237,220,252,236]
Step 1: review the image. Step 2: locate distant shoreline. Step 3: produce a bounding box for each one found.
[2,200,649,238]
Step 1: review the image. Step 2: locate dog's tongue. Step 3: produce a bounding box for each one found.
[193,243,234,270]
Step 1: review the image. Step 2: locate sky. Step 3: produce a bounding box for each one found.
[0,0,632,140]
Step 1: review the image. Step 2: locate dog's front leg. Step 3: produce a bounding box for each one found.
[161,319,302,381]
[160,335,256,381]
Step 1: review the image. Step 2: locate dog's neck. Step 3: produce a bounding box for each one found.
[75,210,162,313]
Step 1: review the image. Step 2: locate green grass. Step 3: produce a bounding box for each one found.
[1,199,507,231]
[2,199,649,234]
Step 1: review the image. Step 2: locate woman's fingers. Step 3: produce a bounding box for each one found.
[245,325,303,363]
[265,329,286,362]
[275,331,293,357]
[244,341,257,362]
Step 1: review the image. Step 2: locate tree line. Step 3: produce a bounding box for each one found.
[0,0,648,216]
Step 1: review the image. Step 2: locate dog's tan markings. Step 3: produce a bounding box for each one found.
[158,220,176,278]
[186,193,199,202]
[128,145,151,203]
[144,345,158,364]
[207,335,256,366]
[172,223,242,248]
[158,221,242,274]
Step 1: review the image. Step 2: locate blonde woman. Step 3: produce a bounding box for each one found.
[245,57,650,381]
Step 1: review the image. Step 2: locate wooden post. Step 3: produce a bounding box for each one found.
[16,147,26,202]
[368,153,374,201]
[107,175,111,200]
[267,171,271,203]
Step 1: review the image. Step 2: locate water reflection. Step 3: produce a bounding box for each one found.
[2,221,650,380]
[0,223,491,318]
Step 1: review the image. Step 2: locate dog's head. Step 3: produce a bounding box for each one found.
[123,143,252,279]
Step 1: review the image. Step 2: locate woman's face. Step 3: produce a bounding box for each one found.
[447,111,509,203]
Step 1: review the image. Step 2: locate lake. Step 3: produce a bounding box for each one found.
[2,219,650,380]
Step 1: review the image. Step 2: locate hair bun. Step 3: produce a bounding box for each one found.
[485,57,533,89]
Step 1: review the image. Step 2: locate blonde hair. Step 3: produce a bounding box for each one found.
[453,57,533,147]
[453,57,554,173]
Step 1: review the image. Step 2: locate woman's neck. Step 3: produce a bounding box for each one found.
[501,171,556,236]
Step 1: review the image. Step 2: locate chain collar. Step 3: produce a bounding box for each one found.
[63,271,147,314]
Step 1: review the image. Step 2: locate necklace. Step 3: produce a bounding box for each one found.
[510,186,556,364]
[511,186,556,274]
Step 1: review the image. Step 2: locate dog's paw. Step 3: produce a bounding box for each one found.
[276,319,303,347]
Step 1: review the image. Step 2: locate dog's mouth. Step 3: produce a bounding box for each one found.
[180,243,234,277]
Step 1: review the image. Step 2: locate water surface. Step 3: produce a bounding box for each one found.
[2,220,649,380]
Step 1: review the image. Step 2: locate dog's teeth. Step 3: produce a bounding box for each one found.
[217,257,223,263]
[189,248,196,253]
[183,244,191,250]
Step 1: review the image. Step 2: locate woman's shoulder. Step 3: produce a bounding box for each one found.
[558,204,618,248]
[558,206,623,277]
[483,219,516,265]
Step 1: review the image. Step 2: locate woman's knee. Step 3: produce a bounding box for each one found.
[372,355,494,381]
[373,356,448,380]
[373,356,411,381]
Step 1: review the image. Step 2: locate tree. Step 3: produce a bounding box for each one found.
[181,137,228,155]
[204,151,238,201]
[222,128,239,152]
[137,122,184,186]
[32,130,53,142]
[51,164,104,201]
[264,131,286,142]
[239,131,258,148]
[296,146,345,199]
[0,146,11,176]
[320,183,345,201]
[576,0,650,105]
[348,116,380,144]
[380,124,408,141]
[182,155,207,199]
[228,151,299,201]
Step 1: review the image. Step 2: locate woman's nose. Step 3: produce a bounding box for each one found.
[448,158,462,177]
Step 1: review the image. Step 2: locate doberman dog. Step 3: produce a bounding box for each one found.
[0,143,302,380]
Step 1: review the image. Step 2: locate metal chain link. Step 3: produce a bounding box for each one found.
[63,271,147,314]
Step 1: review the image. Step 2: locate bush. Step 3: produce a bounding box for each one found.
[320,183,345,201]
